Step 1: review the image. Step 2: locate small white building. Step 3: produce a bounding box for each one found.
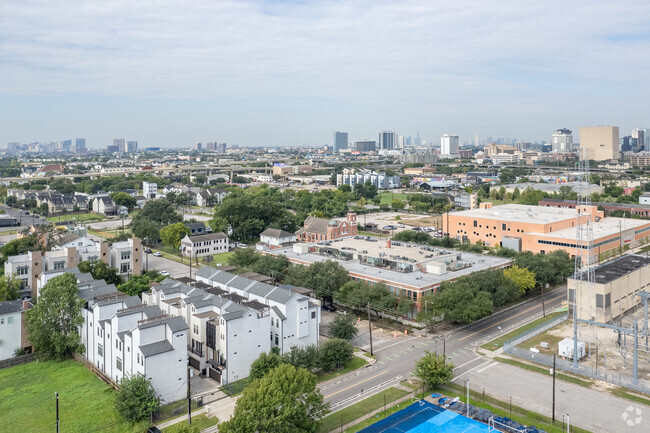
[142,181,158,199]
[180,233,229,258]
[558,338,586,361]
[640,192,650,205]
[93,196,116,215]
[257,228,296,251]
[0,300,32,360]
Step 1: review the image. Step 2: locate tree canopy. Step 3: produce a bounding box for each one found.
[249,350,284,380]
[159,222,190,250]
[413,351,454,391]
[131,199,182,241]
[115,374,160,422]
[285,260,349,302]
[219,364,329,433]
[0,274,21,302]
[78,260,124,286]
[25,273,85,360]
[328,313,358,341]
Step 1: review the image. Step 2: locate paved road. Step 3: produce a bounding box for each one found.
[320,288,567,412]
[1,205,47,227]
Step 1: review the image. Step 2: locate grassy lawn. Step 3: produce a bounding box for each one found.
[317,356,368,383]
[47,212,106,223]
[0,229,18,235]
[481,311,566,351]
[211,251,234,265]
[378,192,409,205]
[0,360,147,433]
[612,388,650,406]
[442,383,592,433]
[358,230,383,237]
[220,377,252,396]
[495,357,593,388]
[162,414,219,432]
[318,387,409,433]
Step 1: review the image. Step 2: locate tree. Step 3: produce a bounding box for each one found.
[282,345,319,372]
[414,351,454,390]
[219,364,329,433]
[132,199,181,226]
[131,218,162,242]
[0,274,21,302]
[249,351,284,380]
[117,275,153,297]
[499,169,516,184]
[78,260,124,286]
[503,265,536,294]
[317,339,354,372]
[159,222,190,250]
[111,192,137,210]
[115,374,160,422]
[286,260,349,302]
[328,313,358,340]
[434,280,493,323]
[391,199,406,211]
[228,248,260,268]
[24,273,85,360]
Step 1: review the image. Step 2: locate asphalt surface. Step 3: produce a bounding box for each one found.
[1,205,47,227]
[319,287,568,412]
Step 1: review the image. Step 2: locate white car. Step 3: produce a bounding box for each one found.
[159,270,170,276]
[153,252,162,257]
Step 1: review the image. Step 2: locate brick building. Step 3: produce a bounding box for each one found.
[296,211,358,242]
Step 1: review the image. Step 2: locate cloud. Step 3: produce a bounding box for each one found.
[1,0,650,145]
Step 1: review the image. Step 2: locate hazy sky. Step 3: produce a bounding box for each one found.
[1,0,650,148]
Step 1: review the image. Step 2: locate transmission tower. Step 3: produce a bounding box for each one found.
[573,150,595,368]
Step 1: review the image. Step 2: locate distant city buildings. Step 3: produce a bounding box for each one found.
[379,131,397,150]
[579,126,619,161]
[354,140,376,153]
[205,142,227,153]
[552,129,573,153]
[440,134,459,158]
[333,132,348,153]
[336,168,400,189]
[113,138,126,153]
[127,141,138,152]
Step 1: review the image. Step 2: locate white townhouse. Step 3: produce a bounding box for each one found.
[75,273,188,403]
[142,267,321,385]
[0,300,32,361]
[180,233,229,258]
[256,228,296,251]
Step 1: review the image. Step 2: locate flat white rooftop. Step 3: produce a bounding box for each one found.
[450,204,579,225]
[529,217,649,242]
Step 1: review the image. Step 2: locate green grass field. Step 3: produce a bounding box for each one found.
[162,414,219,432]
[47,212,106,223]
[378,192,409,205]
[0,360,147,433]
[317,356,368,383]
[318,387,409,433]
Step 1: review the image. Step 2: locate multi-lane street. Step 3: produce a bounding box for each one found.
[320,287,567,412]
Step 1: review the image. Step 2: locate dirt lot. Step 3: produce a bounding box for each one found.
[336,211,442,233]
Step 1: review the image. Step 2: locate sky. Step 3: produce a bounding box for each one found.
[1,0,650,149]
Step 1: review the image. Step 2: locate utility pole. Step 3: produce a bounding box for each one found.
[552,353,556,423]
[56,392,59,433]
[187,364,192,426]
[189,250,192,280]
[367,302,373,356]
[466,376,470,418]
[541,283,546,317]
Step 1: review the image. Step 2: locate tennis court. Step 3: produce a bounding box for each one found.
[360,400,490,433]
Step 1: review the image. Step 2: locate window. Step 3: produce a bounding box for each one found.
[311,312,316,319]
[120,263,130,273]
[270,332,273,341]
[17,266,29,276]
[121,251,131,260]
[193,324,199,334]
[116,339,119,349]
[271,317,274,326]
[98,344,103,357]
[116,357,122,371]
[0,318,3,324]
[54,261,65,270]
[473,220,477,227]
[8,317,13,324]
[502,223,506,230]
[274,334,279,345]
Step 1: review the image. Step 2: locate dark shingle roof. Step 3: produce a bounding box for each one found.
[140,341,174,357]
[0,300,27,315]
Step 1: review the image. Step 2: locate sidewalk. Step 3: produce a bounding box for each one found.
[155,395,238,430]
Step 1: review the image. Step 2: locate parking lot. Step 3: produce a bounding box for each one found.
[335,211,444,236]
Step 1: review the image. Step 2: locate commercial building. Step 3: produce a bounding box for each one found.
[379,131,397,150]
[552,129,573,153]
[180,233,229,258]
[539,198,650,218]
[142,268,321,384]
[355,140,377,153]
[75,138,86,154]
[267,237,510,310]
[296,211,358,242]
[568,255,650,323]
[333,132,348,153]
[0,300,32,361]
[336,168,401,189]
[113,138,126,153]
[272,163,313,176]
[127,141,138,152]
[442,203,650,264]
[579,126,620,161]
[440,134,459,158]
[629,152,650,167]
[631,128,646,151]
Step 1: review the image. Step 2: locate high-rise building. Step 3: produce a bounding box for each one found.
[632,129,646,152]
[75,138,86,154]
[355,140,376,152]
[333,132,348,153]
[127,141,138,152]
[113,138,126,153]
[194,142,203,151]
[621,136,632,153]
[378,131,397,150]
[415,132,422,147]
[579,126,619,161]
[440,134,459,157]
[551,129,573,153]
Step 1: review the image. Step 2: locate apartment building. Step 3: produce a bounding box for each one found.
[75,274,188,403]
[142,267,321,385]
[180,233,229,258]
[580,126,620,161]
[336,168,401,189]
[93,196,116,215]
[142,181,158,199]
[5,238,142,298]
[0,300,32,361]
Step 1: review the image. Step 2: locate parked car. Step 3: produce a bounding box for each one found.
[398,224,405,228]
[144,248,152,253]
[159,270,170,276]
[153,252,162,257]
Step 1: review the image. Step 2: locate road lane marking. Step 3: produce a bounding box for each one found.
[453,357,483,371]
[477,362,497,374]
[361,339,385,350]
[451,360,493,381]
[458,294,566,342]
[372,337,418,354]
[324,370,388,399]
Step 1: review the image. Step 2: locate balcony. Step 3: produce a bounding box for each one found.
[187,344,204,357]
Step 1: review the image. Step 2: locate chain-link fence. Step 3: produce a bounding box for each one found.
[503,314,650,394]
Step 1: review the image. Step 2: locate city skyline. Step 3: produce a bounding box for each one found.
[1,1,650,148]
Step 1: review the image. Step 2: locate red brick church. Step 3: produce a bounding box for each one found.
[296,211,358,242]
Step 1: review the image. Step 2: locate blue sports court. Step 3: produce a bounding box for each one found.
[360,400,490,433]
